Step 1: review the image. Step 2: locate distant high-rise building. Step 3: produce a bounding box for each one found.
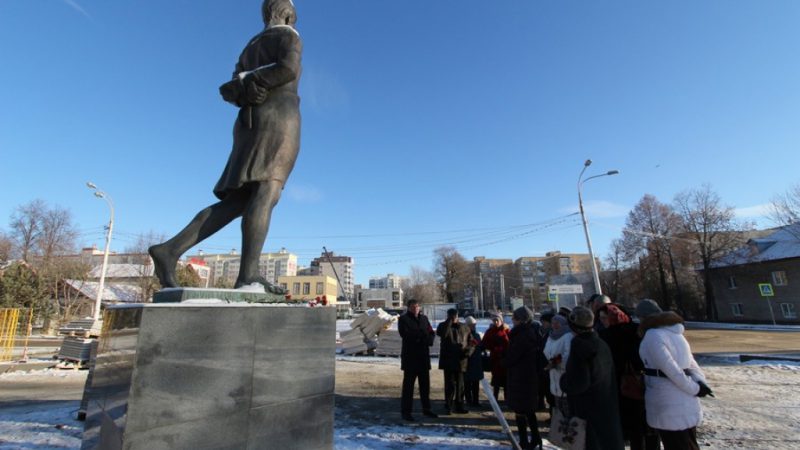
[187,248,297,287]
[368,273,404,289]
[474,257,515,312]
[514,251,598,305]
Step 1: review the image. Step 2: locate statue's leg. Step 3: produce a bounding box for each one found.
[149,189,249,288]
[235,180,284,292]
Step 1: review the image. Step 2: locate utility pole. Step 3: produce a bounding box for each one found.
[577,160,619,297]
[86,182,114,324]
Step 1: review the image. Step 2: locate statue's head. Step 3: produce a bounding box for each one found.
[262,0,297,28]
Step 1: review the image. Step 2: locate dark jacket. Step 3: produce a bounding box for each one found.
[464,329,484,382]
[560,331,625,450]
[436,320,472,372]
[398,312,434,372]
[599,321,647,435]
[505,321,542,413]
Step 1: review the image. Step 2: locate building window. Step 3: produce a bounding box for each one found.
[293,283,300,295]
[730,303,743,317]
[303,283,311,295]
[728,276,737,289]
[316,282,324,295]
[780,303,797,319]
[772,271,788,286]
[280,283,287,290]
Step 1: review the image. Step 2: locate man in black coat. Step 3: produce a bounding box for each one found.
[436,308,472,414]
[398,299,438,421]
[506,307,544,449]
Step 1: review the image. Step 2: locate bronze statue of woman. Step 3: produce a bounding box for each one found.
[149,0,302,293]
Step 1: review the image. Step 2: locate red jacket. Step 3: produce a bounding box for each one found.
[481,324,510,381]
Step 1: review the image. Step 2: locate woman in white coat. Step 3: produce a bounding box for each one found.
[542,315,573,402]
[636,299,714,450]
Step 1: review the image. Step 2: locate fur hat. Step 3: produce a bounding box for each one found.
[635,299,662,319]
[568,305,594,331]
[513,306,534,323]
[464,316,477,325]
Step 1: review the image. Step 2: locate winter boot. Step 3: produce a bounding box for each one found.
[515,414,530,449]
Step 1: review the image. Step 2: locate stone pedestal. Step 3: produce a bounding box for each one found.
[82,302,335,450]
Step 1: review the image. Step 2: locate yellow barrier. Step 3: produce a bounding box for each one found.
[0,308,21,362]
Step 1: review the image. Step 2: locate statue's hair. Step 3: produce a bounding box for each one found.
[262,0,296,26]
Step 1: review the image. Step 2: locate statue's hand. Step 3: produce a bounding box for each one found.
[219,79,243,105]
[243,74,269,105]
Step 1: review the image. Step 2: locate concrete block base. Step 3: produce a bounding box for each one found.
[81,303,335,450]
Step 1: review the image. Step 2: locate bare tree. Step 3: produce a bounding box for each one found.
[124,231,166,301]
[433,246,475,304]
[401,265,442,304]
[620,194,681,309]
[9,199,45,262]
[602,239,624,302]
[770,183,800,238]
[37,205,77,262]
[0,232,12,262]
[674,184,749,321]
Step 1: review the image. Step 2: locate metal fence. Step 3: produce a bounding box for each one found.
[0,308,21,362]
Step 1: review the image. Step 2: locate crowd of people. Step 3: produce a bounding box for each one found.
[398,296,713,450]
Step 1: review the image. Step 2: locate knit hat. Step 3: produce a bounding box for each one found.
[550,315,570,339]
[489,312,503,321]
[513,306,534,323]
[568,305,594,331]
[464,316,477,325]
[635,299,662,319]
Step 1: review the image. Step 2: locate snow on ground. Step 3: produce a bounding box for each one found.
[0,402,83,450]
[0,368,86,380]
[334,424,553,449]
[1,360,798,449]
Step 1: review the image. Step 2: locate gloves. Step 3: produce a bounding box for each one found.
[696,381,714,398]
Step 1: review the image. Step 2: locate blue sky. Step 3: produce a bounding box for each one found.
[1,1,798,285]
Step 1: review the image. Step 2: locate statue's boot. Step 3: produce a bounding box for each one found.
[148,244,179,288]
[234,275,287,294]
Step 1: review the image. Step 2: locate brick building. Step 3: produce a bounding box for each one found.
[707,224,800,323]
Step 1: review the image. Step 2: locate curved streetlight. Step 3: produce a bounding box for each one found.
[578,160,619,296]
[86,182,114,323]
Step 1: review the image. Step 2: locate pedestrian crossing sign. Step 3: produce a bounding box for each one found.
[758,283,774,297]
[548,292,558,302]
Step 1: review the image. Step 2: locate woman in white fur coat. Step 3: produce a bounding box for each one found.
[636,299,714,450]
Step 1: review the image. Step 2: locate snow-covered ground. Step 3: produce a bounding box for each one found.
[1,360,798,449]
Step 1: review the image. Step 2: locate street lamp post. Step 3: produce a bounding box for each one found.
[577,160,619,297]
[86,182,114,323]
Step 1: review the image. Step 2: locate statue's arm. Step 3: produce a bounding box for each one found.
[249,31,302,90]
